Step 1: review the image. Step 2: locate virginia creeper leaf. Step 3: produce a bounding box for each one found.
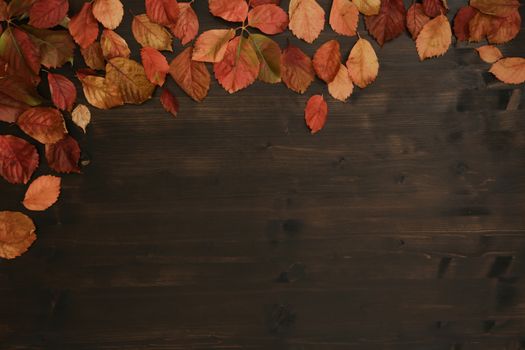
[77,71,124,109]
[24,27,75,69]
[0,27,41,86]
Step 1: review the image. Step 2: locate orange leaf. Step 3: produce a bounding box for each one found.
[17,107,67,145]
[328,64,354,102]
[470,0,519,18]
[416,14,451,60]
[346,38,378,88]
[169,47,211,102]
[81,42,106,70]
[28,0,68,29]
[329,0,359,36]
[0,211,36,260]
[476,45,503,63]
[146,0,179,25]
[23,175,61,211]
[48,73,77,112]
[169,2,199,45]
[365,0,406,46]
[192,29,235,62]
[313,39,341,83]
[289,0,325,43]
[488,10,520,44]
[406,3,430,39]
[92,0,124,30]
[77,71,124,109]
[250,0,280,6]
[106,57,156,104]
[214,36,260,93]
[160,88,179,117]
[489,57,525,84]
[304,94,328,134]
[248,4,289,35]
[69,3,99,49]
[0,135,39,184]
[352,0,380,16]
[45,135,81,174]
[453,6,476,41]
[209,0,249,22]
[141,47,169,86]
[281,43,315,94]
[468,10,493,42]
[101,29,131,59]
[132,14,173,51]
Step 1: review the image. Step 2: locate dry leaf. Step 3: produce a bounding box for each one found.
[132,14,173,51]
[406,3,430,39]
[71,104,91,133]
[45,135,81,173]
[160,88,179,117]
[24,27,75,69]
[169,47,211,102]
[248,4,289,35]
[92,0,124,30]
[23,175,61,211]
[346,38,378,88]
[476,45,503,63]
[453,6,476,41]
[0,135,39,184]
[101,29,131,59]
[0,211,36,260]
[28,0,68,29]
[77,71,124,109]
[422,0,447,18]
[146,0,180,26]
[365,0,406,46]
[17,107,67,144]
[304,94,328,134]
[416,14,451,60]
[106,57,156,104]
[328,64,353,102]
[209,0,249,22]
[249,33,281,83]
[251,0,281,6]
[281,43,315,94]
[48,73,77,112]
[0,27,41,86]
[192,29,236,62]
[470,0,519,18]
[468,10,493,42]
[141,47,169,86]
[169,2,199,45]
[330,0,359,36]
[488,10,521,44]
[313,39,341,83]
[81,42,106,70]
[489,57,525,84]
[352,0,380,15]
[69,3,99,49]
[289,0,325,43]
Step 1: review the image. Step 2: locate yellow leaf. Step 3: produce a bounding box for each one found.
[0,211,36,260]
[476,45,503,63]
[489,57,525,84]
[106,57,156,104]
[346,38,378,89]
[71,104,91,133]
[192,29,236,63]
[78,73,124,109]
[328,64,354,102]
[352,0,380,15]
[132,14,173,51]
[416,14,451,60]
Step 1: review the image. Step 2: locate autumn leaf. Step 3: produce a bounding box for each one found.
[169,47,211,102]
[422,0,447,18]
[45,135,81,173]
[330,0,359,36]
[209,0,249,22]
[141,47,169,86]
[214,36,260,93]
[470,0,519,18]
[169,2,199,45]
[328,64,353,102]
[48,73,77,111]
[160,88,179,117]
[132,14,173,51]
[249,33,281,83]
[23,175,61,211]
[313,39,341,83]
[250,0,280,6]
[23,27,75,69]
[304,94,327,134]
[488,10,521,44]
[352,0,380,16]
[77,71,124,109]
[0,75,43,123]
[346,38,378,88]
[192,29,236,62]
[406,3,430,39]
[92,0,124,30]
[476,45,503,63]
[0,135,39,184]
[71,104,91,133]
[468,10,493,42]
[17,107,67,144]
[365,0,406,46]
[0,0,7,21]
[0,27,41,86]
[0,211,36,260]
[281,43,315,94]
[28,0,68,29]
[416,14,451,60]
[248,4,289,35]
[489,57,525,84]
[101,29,131,59]
[81,42,105,70]
[106,57,156,104]
[69,2,99,49]
[146,0,180,26]
[289,0,325,43]
[453,6,477,41]
[7,0,34,18]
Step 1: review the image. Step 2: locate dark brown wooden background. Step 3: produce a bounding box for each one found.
[1,0,525,349]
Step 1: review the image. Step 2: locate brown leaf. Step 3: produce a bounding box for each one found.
[28,0,68,29]
[23,175,61,211]
[249,33,281,83]
[77,71,124,109]
[468,10,492,42]
[0,211,36,260]
[0,135,39,184]
[289,0,325,43]
[328,64,354,102]
[250,0,280,6]
[106,57,156,104]
[92,0,124,29]
[101,29,131,59]
[346,38,378,88]
[352,0,380,15]
[488,10,521,44]
[45,135,81,173]
[313,39,341,83]
[7,0,35,18]
[209,0,249,22]
[476,45,503,63]
[48,73,76,112]
[141,47,169,86]
[24,27,75,69]
[365,0,406,46]
[169,46,211,102]
[69,2,99,49]
[192,29,236,62]
[71,104,91,133]
[0,75,42,123]
[453,6,477,41]
[0,0,7,21]
[0,27,41,86]
[470,0,519,18]
[248,4,289,35]
[416,14,451,60]
[17,107,67,144]
[406,3,430,39]
[489,57,525,84]
[146,0,179,26]
[422,0,447,18]
[132,14,173,51]
[330,0,359,36]
[81,42,105,70]
[160,88,179,117]
[304,94,328,134]
[169,2,199,45]
[281,43,315,94]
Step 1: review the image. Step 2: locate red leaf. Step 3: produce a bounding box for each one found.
[169,47,211,102]
[488,10,521,44]
[160,88,179,117]
[169,2,199,45]
[248,4,289,35]
[0,27,41,86]
[0,1,7,21]
[7,0,35,18]
[45,135,81,174]
[28,0,68,29]
[304,95,328,134]
[250,0,280,6]
[313,39,341,83]
[406,3,430,39]
[17,107,67,144]
[209,0,249,22]
[0,135,39,184]
[0,75,42,123]
[422,0,447,18]
[146,0,179,25]
[281,43,315,94]
[453,6,476,41]
[69,2,99,49]
[141,47,169,86]
[48,73,77,111]
[365,0,406,46]
[329,0,359,36]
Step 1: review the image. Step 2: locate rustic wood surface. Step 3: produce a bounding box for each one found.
[1,0,525,348]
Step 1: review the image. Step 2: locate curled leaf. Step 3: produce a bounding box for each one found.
[304,94,328,134]
[106,57,156,104]
[69,3,99,49]
[23,175,61,211]
[192,29,235,63]
[92,0,124,29]
[289,0,325,43]
[45,135,81,173]
[160,88,179,117]
[346,38,378,88]
[17,107,67,144]
[209,0,249,22]
[101,29,131,59]
[416,14,451,60]
[48,73,76,112]
[330,0,359,36]
[132,14,173,51]
[476,45,503,63]
[281,43,315,94]
[71,104,91,133]
[313,39,341,83]
[169,2,199,45]
[141,47,169,86]
[328,64,353,102]
[0,135,39,184]
[169,47,211,102]
[489,57,525,84]
[0,211,36,260]
[248,4,289,35]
